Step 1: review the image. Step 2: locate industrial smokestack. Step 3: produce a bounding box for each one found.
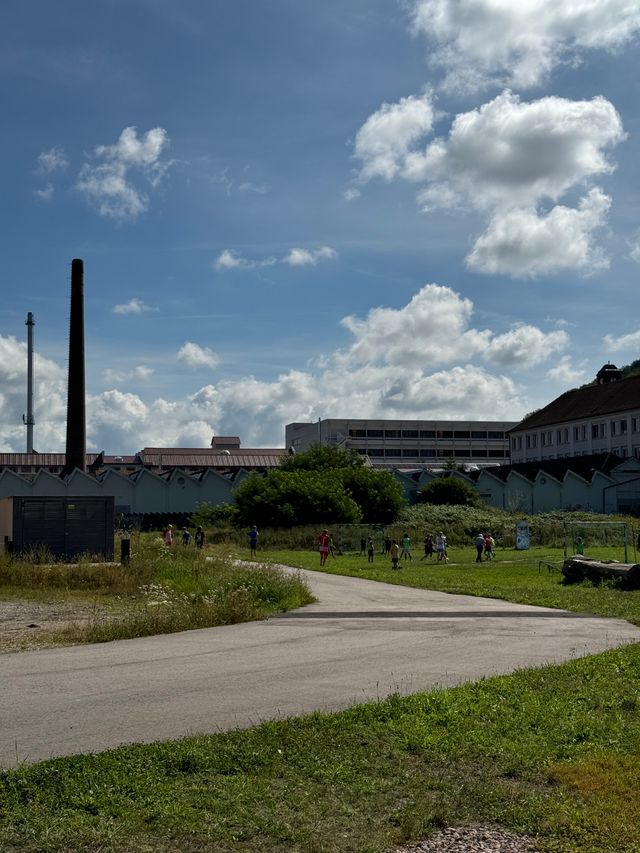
[23,312,35,453]
[62,259,86,476]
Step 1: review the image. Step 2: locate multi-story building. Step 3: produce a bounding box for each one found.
[509,364,640,464]
[285,418,516,467]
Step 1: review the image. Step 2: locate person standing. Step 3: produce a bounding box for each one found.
[436,532,448,562]
[401,532,413,560]
[317,529,331,566]
[474,532,485,563]
[181,526,191,546]
[421,534,434,560]
[359,535,367,556]
[390,539,400,570]
[163,524,173,547]
[367,536,375,563]
[248,525,259,557]
[484,533,494,560]
[194,526,205,549]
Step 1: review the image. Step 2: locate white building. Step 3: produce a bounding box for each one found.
[285,418,516,467]
[509,364,640,463]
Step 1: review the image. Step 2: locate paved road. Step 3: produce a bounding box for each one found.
[2,566,640,768]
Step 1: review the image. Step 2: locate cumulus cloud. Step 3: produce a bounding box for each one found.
[353,89,623,277]
[546,356,586,384]
[177,342,219,369]
[467,188,611,277]
[485,325,568,366]
[214,246,337,271]
[103,365,155,384]
[76,127,172,221]
[404,91,623,210]
[112,298,158,315]
[410,0,640,92]
[603,329,640,352]
[0,284,572,451]
[34,183,55,202]
[353,92,435,181]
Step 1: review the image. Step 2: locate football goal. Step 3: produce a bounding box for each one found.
[563,520,633,562]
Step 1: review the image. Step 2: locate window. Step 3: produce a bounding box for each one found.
[473,450,488,458]
[455,449,471,457]
[488,431,505,439]
[592,424,599,439]
[471,430,487,439]
[517,436,522,450]
[349,429,366,438]
[366,448,384,457]
[573,426,579,441]
[384,448,401,456]
[489,450,507,458]
[531,434,537,448]
[366,429,383,438]
[620,419,628,434]
[563,428,569,443]
[384,429,400,438]
[437,449,454,457]
[402,448,419,457]
[420,430,435,438]
[512,437,517,450]
[526,435,531,449]
[401,430,418,438]
[581,425,587,440]
[419,449,436,457]
[557,429,562,444]
[438,430,453,439]
[633,417,639,433]
[541,433,547,447]
[611,420,617,437]
[454,430,470,439]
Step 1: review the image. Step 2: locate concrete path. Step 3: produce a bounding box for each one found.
[2,566,640,769]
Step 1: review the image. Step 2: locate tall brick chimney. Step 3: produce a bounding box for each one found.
[62,258,86,476]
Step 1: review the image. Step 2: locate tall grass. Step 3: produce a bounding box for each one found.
[1,533,313,646]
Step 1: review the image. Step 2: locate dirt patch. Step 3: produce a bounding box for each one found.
[0,599,110,654]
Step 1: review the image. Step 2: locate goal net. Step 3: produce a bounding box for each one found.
[563,521,633,562]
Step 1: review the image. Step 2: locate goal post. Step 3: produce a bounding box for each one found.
[563,520,632,562]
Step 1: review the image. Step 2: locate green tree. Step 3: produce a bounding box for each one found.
[418,476,481,507]
[341,467,404,524]
[234,470,362,528]
[279,443,364,472]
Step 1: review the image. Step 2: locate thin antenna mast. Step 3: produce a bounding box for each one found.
[23,312,35,452]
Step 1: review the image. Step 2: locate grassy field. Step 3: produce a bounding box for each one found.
[0,534,312,651]
[1,538,640,850]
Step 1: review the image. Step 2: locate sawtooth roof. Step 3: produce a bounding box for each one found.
[468,452,624,484]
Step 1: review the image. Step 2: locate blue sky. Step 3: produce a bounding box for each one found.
[2,0,640,453]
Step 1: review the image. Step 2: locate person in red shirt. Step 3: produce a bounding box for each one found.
[316,529,331,566]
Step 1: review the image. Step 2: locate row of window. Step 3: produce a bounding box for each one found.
[512,417,639,451]
[357,448,508,459]
[349,429,506,440]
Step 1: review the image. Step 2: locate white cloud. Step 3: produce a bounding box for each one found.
[238,181,267,194]
[34,183,55,202]
[283,246,337,266]
[546,356,586,384]
[603,329,640,352]
[36,147,69,174]
[354,89,623,277]
[410,0,640,92]
[353,92,435,181]
[0,285,574,451]
[177,342,219,369]
[343,188,361,201]
[630,231,640,263]
[214,246,337,271]
[467,188,611,276]
[485,324,568,366]
[76,127,172,221]
[103,365,155,384]
[403,91,623,211]
[112,298,158,315]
